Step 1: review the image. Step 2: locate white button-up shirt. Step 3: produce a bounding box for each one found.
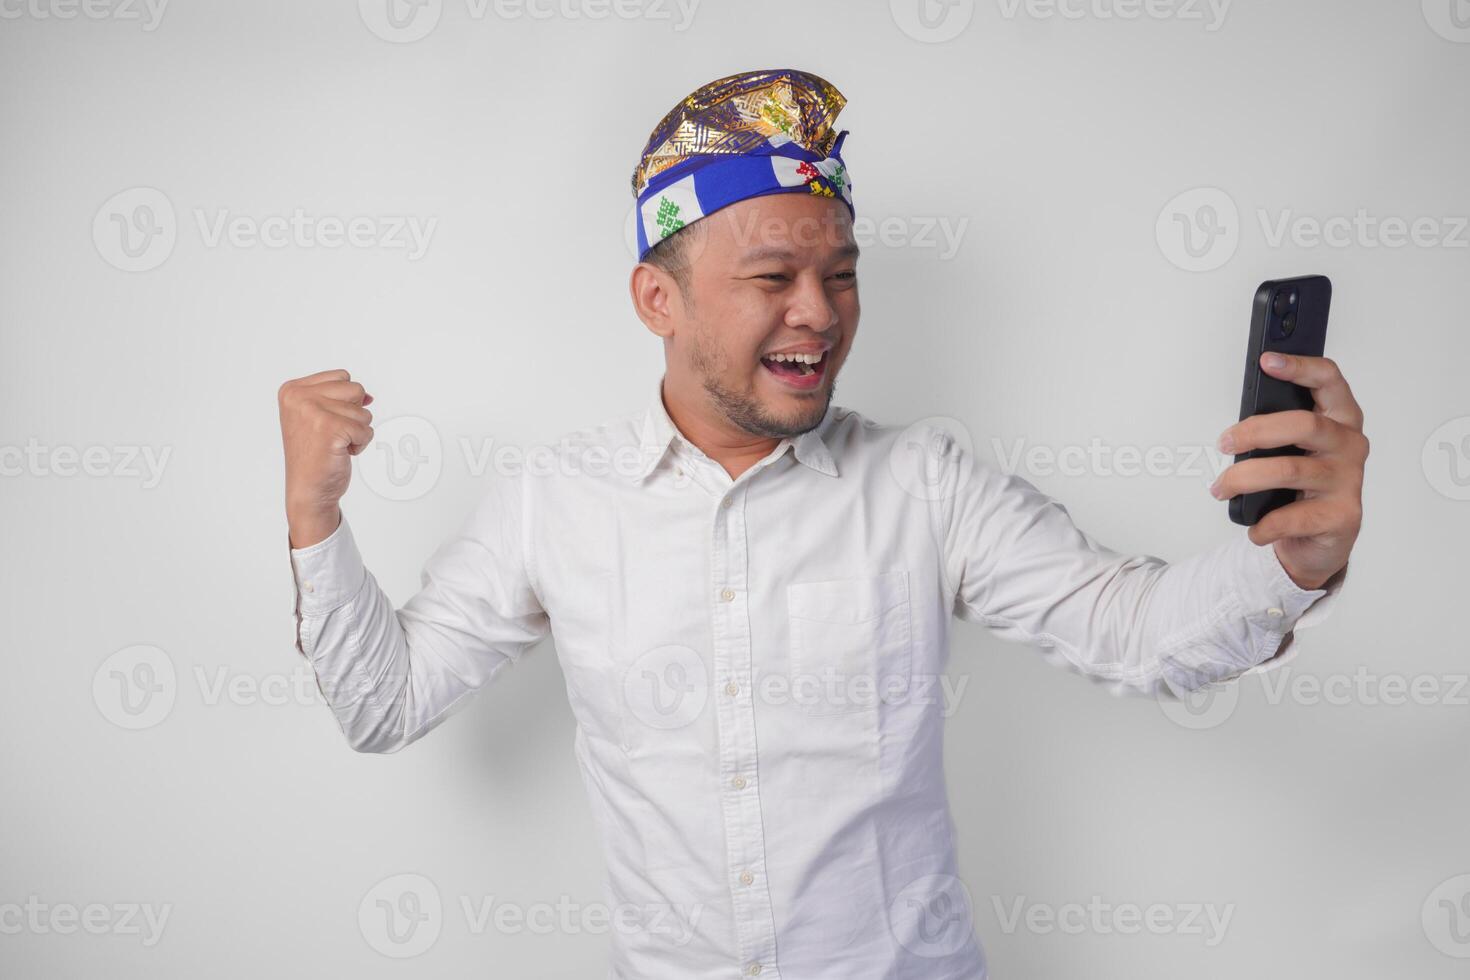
[289,374,1342,979]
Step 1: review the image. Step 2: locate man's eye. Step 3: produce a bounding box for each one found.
[760,273,788,281]
[833,270,856,280]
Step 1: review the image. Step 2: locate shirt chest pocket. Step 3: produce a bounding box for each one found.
[785,569,913,715]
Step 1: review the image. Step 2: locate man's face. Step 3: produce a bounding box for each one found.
[659,193,860,439]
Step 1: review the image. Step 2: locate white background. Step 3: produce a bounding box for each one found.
[2,0,1468,976]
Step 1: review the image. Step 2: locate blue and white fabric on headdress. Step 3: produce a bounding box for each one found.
[631,68,855,261]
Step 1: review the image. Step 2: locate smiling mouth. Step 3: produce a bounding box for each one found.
[759,350,829,388]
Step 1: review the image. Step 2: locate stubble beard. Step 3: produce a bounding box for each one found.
[688,322,834,440]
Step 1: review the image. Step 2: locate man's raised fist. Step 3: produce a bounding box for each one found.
[278,369,374,548]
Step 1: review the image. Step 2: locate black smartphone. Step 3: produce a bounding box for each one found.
[1228,275,1332,526]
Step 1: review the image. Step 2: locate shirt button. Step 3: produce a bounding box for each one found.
[302,581,315,594]
[747,964,762,976]
[739,870,754,885]
[725,681,739,697]
[731,775,746,789]
[1267,607,1284,618]
[721,498,732,508]
[720,587,736,602]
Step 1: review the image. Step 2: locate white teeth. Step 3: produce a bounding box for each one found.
[763,351,824,364]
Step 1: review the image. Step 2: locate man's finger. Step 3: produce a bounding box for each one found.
[1222,409,1353,455]
[317,401,374,425]
[333,422,374,453]
[292,368,351,387]
[1210,454,1336,499]
[311,380,369,406]
[1246,496,1356,548]
[1258,353,1364,430]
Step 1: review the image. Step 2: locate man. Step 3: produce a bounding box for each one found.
[278,69,1364,979]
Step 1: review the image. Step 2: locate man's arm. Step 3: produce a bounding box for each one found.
[937,353,1365,699]
[940,459,1343,698]
[279,371,550,752]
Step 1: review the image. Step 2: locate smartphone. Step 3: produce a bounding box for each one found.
[1228,275,1332,526]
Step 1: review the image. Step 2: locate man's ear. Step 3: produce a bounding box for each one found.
[629,262,681,338]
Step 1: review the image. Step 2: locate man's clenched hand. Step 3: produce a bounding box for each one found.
[279,369,374,549]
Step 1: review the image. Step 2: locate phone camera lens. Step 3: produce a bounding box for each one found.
[1272,292,1291,317]
[1281,312,1297,336]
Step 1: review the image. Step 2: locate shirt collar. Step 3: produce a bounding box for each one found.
[634,374,839,483]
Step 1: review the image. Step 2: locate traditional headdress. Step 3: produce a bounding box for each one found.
[631,68,854,261]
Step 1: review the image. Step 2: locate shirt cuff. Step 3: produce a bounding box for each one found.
[1235,538,1348,677]
[288,515,367,616]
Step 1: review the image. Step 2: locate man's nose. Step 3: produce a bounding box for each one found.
[785,273,840,332]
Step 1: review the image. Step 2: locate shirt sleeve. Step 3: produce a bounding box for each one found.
[287,471,551,753]
[937,435,1347,699]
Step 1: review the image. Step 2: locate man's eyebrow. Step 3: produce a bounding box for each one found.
[736,243,861,265]
[737,246,798,265]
